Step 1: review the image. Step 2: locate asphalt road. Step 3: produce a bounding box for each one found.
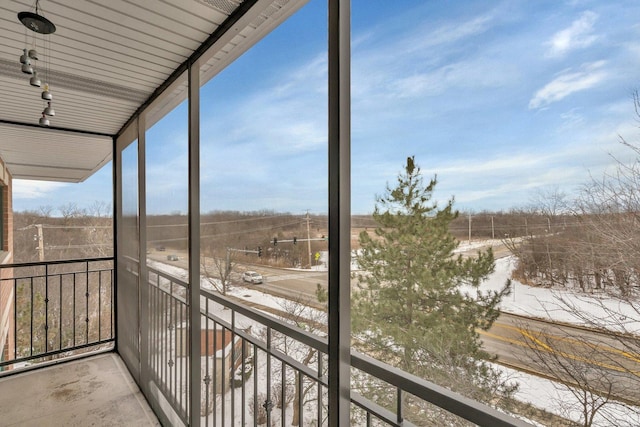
[481,312,640,404]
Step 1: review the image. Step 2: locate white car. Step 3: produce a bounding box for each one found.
[242,271,263,284]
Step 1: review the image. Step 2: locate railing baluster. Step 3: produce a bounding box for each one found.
[297,368,303,427]
[204,300,210,426]
[281,361,286,427]
[72,273,76,348]
[221,324,226,426]
[178,285,182,412]
[397,386,403,425]
[29,277,34,356]
[13,278,17,361]
[266,327,272,427]
[318,355,323,425]
[110,268,114,339]
[213,317,218,427]
[241,333,246,427]
[58,275,62,350]
[44,264,49,353]
[85,268,90,345]
[231,310,236,424]
[253,344,258,427]
[98,269,102,341]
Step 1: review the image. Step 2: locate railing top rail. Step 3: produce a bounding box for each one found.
[0,256,114,269]
[147,264,189,288]
[200,287,329,354]
[351,351,533,427]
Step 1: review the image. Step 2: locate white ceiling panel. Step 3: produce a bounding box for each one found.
[0,0,308,182]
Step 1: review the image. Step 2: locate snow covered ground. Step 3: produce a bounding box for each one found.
[475,255,640,334]
[500,364,639,427]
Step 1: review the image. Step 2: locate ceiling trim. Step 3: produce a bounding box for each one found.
[0,118,114,138]
[116,0,262,139]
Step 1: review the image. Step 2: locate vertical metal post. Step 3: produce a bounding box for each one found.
[328,0,351,425]
[188,60,202,427]
[112,136,119,353]
[44,264,49,352]
[138,113,149,387]
[98,271,102,341]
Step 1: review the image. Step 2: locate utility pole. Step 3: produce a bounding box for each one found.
[491,216,495,240]
[306,211,312,268]
[468,213,471,244]
[35,224,44,261]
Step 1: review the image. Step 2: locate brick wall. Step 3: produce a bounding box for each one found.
[0,157,13,367]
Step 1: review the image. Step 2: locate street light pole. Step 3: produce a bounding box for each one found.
[306,211,312,268]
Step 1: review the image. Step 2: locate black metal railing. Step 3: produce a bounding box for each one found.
[0,257,114,374]
[196,291,529,426]
[143,265,530,426]
[199,289,329,427]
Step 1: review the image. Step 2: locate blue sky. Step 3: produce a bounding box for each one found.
[12,0,640,215]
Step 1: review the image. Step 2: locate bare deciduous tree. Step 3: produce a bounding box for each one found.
[201,244,236,295]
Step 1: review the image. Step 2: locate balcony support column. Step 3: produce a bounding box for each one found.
[112,136,118,353]
[138,115,149,388]
[188,60,202,427]
[327,0,351,425]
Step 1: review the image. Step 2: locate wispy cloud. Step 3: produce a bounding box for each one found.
[391,58,515,99]
[201,54,327,157]
[405,14,494,54]
[528,61,607,109]
[13,180,68,200]
[546,11,599,58]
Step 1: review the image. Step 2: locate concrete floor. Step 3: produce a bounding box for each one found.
[0,353,159,427]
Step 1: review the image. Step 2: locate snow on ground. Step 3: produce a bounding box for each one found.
[455,238,506,253]
[475,256,640,334]
[496,364,640,427]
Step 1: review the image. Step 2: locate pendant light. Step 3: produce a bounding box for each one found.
[17,0,56,126]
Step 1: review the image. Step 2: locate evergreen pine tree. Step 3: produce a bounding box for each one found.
[352,156,513,411]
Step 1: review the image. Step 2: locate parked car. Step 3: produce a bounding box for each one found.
[167,254,179,261]
[242,271,263,284]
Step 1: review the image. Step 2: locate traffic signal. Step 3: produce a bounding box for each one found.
[273,237,277,246]
[257,246,262,257]
[293,236,297,245]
